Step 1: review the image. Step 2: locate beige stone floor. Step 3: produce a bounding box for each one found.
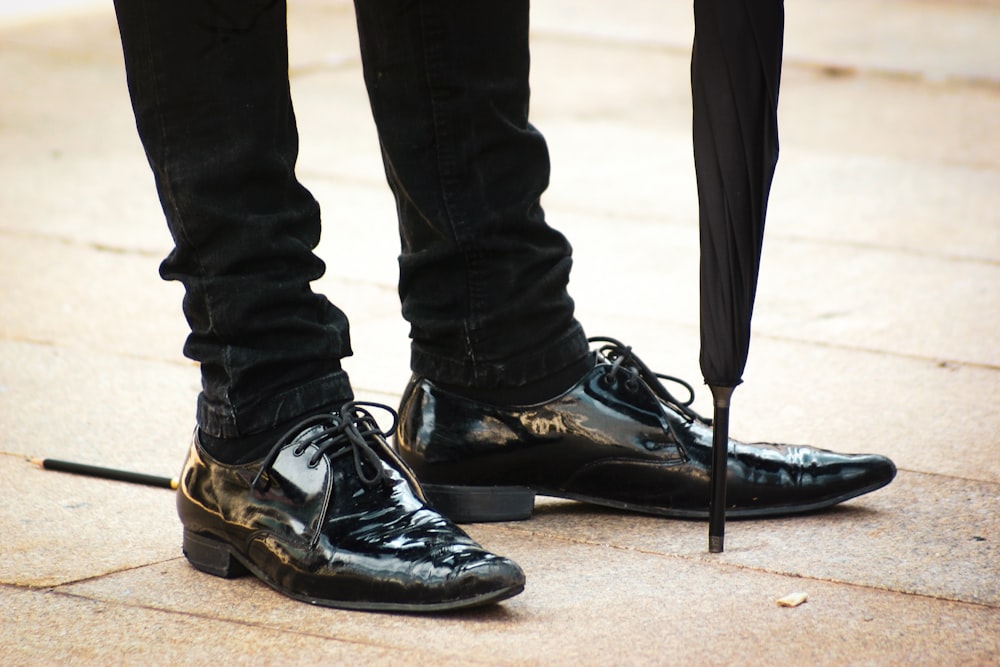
[2,1,998,664]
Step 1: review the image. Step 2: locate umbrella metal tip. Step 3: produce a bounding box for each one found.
[709,535,724,553]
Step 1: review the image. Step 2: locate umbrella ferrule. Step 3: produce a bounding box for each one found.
[709,384,734,410]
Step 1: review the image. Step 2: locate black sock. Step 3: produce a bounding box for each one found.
[197,401,345,465]
[437,353,594,406]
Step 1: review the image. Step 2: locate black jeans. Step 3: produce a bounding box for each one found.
[113,0,588,440]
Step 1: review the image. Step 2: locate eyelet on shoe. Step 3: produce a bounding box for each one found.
[307,456,321,469]
[292,445,306,457]
[252,471,272,493]
[624,378,640,393]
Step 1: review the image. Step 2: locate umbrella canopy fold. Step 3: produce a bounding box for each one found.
[692,0,784,551]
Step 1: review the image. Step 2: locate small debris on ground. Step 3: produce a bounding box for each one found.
[776,592,809,608]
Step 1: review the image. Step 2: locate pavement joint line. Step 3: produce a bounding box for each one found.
[888,467,1000,487]
[28,585,514,661]
[23,588,499,661]
[751,332,1000,373]
[767,233,1000,268]
[18,220,995,374]
[786,56,1000,92]
[294,169,392,189]
[7,525,999,613]
[289,56,363,80]
[4,325,995,400]
[535,203,1000,268]
[0,333,196,368]
[0,227,400,293]
[488,520,1000,611]
[544,204,1000,266]
[16,556,188,592]
[8,209,999,270]
[549,315,1000,374]
[6,325,993,383]
[5,4,1000,89]
[529,29,1000,90]
[0,227,167,259]
[317,274,396,292]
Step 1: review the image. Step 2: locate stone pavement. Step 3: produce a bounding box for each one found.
[1,1,998,664]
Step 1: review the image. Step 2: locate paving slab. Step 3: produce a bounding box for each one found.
[766,153,1000,261]
[530,0,1000,84]
[517,474,999,606]
[0,18,168,253]
[563,318,1000,485]
[0,340,195,460]
[0,1,104,25]
[2,0,999,665]
[563,203,1000,367]
[307,181,407,293]
[57,531,1000,666]
[0,342,191,586]
[0,455,179,587]
[754,236,1000,367]
[1,585,438,666]
[0,236,186,360]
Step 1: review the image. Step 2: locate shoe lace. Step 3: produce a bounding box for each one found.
[589,336,709,424]
[251,401,398,492]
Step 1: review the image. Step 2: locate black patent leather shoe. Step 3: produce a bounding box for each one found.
[395,337,896,522]
[177,401,524,612]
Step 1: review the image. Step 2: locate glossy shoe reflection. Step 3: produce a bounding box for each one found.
[396,337,896,522]
[177,401,525,612]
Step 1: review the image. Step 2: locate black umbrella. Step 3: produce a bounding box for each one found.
[691,0,784,552]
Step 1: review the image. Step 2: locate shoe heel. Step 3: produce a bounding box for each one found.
[422,484,535,523]
[182,529,249,578]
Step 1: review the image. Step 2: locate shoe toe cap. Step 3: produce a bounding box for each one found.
[446,553,526,603]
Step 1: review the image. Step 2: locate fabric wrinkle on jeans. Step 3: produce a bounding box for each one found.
[115,0,354,438]
[355,1,590,388]
[113,0,590,440]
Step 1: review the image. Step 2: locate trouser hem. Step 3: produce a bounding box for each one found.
[196,369,354,439]
[409,322,589,389]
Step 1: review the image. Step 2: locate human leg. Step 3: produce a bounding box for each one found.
[354,2,895,523]
[354,0,591,393]
[112,0,523,610]
[114,0,352,444]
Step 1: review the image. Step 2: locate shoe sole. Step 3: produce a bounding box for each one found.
[422,477,896,523]
[181,529,523,612]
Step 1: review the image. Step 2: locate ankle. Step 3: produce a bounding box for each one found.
[198,401,345,464]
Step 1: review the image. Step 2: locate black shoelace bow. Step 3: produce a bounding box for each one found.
[589,336,709,424]
[251,401,398,492]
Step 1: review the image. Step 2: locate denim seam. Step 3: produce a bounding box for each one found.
[418,3,486,376]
